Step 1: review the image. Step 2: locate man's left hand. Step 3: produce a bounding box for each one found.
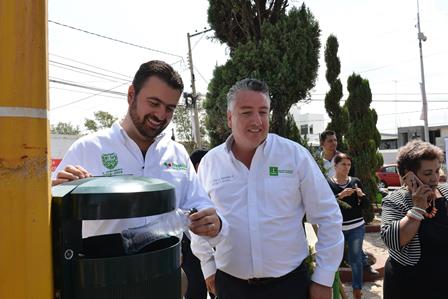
[189,207,221,237]
[309,282,332,299]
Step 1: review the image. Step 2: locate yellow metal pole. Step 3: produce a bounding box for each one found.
[0,0,52,298]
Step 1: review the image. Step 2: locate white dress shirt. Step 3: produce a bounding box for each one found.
[53,121,227,246]
[322,151,339,178]
[191,134,344,287]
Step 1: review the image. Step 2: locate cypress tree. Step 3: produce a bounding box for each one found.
[345,73,383,223]
[205,3,320,144]
[324,34,348,151]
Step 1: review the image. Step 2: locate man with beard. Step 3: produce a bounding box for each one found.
[52,60,225,246]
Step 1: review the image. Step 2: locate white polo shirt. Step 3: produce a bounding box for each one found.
[53,121,227,245]
[191,133,344,287]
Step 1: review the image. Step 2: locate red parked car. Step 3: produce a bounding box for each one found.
[376,164,447,188]
[376,164,401,188]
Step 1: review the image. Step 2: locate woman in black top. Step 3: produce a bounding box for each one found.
[381,139,448,299]
[327,153,367,299]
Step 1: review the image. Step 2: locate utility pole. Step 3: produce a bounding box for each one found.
[186,28,212,149]
[417,0,429,142]
[1,1,53,298]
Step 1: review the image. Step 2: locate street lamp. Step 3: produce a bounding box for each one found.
[417,0,429,142]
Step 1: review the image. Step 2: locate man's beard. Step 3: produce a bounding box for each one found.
[129,100,167,140]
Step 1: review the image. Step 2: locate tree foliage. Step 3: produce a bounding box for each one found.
[84,111,117,132]
[208,0,288,51]
[205,4,321,145]
[173,104,193,142]
[324,34,348,151]
[50,122,81,135]
[345,73,384,223]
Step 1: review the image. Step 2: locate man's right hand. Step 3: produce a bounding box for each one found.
[205,274,216,295]
[52,165,92,186]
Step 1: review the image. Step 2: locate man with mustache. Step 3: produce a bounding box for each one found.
[52,60,226,252]
[191,78,344,299]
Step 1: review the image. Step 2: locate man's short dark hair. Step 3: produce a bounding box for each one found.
[132,60,184,96]
[190,149,208,166]
[320,130,336,144]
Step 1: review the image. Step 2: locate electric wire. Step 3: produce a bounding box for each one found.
[49,20,184,61]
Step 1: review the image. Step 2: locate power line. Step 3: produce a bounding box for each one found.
[50,53,133,79]
[50,86,124,99]
[50,80,128,110]
[48,20,184,61]
[50,60,131,83]
[308,97,447,103]
[311,92,448,96]
[193,66,208,85]
[50,79,127,97]
[358,49,448,74]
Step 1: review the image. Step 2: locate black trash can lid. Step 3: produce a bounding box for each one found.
[52,176,176,220]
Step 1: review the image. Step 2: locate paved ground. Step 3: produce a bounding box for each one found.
[341,231,386,299]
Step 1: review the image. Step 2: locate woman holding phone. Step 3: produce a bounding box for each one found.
[381,139,448,299]
[327,153,367,299]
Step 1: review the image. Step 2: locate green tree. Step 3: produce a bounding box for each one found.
[208,0,288,51]
[50,122,81,135]
[173,104,193,142]
[205,4,321,145]
[324,34,348,151]
[84,111,117,132]
[344,73,384,223]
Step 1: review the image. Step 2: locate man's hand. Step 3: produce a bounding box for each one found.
[309,282,332,299]
[52,164,93,186]
[205,274,216,295]
[189,207,221,237]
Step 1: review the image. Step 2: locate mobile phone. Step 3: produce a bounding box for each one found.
[402,171,423,192]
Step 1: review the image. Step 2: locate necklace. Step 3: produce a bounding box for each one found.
[332,176,350,188]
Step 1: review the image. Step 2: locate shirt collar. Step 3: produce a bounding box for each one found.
[113,120,168,146]
[224,133,270,155]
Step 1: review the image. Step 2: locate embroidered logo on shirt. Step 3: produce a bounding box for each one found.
[211,175,234,186]
[269,166,279,176]
[163,161,187,171]
[101,153,118,170]
[269,166,293,176]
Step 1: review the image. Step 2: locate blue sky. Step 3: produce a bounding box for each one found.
[48,0,448,134]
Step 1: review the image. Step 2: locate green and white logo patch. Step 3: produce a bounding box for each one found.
[163,161,187,171]
[269,166,293,176]
[101,153,118,170]
[269,166,279,176]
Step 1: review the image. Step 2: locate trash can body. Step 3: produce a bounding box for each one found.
[52,176,181,299]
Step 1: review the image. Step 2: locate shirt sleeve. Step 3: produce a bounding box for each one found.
[179,152,229,247]
[298,148,344,287]
[190,232,217,279]
[381,193,405,251]
[52,139,86,179]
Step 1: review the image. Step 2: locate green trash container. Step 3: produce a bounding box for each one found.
[51,176,181,299]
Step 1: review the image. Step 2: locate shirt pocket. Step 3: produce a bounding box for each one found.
[263,177,300,217]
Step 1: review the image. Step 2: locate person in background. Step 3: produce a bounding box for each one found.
[381,139,448,299]
[191,78,344,299]
[320,130,379,277]
[327,153,368,299]
[320,130,340,178]
[181,149,214,299]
